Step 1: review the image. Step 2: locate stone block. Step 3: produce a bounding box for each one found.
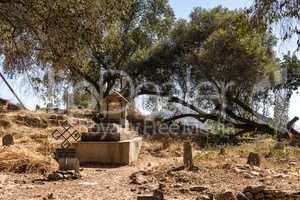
[72,137,142,165]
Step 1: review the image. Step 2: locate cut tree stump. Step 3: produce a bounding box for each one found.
[183,142,193,170]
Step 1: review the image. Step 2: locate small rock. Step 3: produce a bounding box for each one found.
[26,185,35,189]
[273,173,289,178]
[233,167,244,174]
[130,171,148,185]
[173,183,183,188]
[190,185,209,192]
[243,185,265,194]
[47,193,55,199]
[236,192,249,200]
[2,134,14,146]
[216,191,235,200]
[196,194,210,200]
[14,180,26,184]
[252,166,261,172]
[244,173,254,179]
[244,192,253,199]
[179,188,189,194]
[249,171,260,176]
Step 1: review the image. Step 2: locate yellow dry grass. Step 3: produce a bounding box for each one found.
[0,145,58,174]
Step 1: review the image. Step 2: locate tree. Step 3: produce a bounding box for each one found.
[0,0,174,110]
[138,7,300,138]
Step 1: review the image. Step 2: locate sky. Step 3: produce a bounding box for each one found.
[1,0,300,120]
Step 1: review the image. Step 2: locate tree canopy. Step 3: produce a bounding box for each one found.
[251,0,300,47]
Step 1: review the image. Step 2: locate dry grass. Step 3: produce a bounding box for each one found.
[0,145,58,174]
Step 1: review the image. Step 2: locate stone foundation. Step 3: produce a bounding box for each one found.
[72,137,142,165]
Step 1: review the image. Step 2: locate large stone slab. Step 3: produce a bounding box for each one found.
[72,137,142,165]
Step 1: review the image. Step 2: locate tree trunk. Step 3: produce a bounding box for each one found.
[183,142,193,170]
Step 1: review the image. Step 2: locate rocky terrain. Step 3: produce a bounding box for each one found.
[0,111,299,200]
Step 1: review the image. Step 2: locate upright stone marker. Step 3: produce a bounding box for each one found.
[247,152,261,167]
[2,134,14,146]
[183,142,193,170]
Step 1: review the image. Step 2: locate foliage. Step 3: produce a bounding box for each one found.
[0,0,175,107]
[251,0,300,47]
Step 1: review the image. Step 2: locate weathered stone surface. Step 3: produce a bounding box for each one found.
[130,171,148,185]
[72,137,142,165]
[236,192,249,200]
[243,185,266,194]
[47,170,81,181]
[247,152,261,167]
[2,134,14,146]
[216,191,236,200]
[189,185,209,192]
[196,195,211,200]
[137,188,164,200]
[58,157,80,171]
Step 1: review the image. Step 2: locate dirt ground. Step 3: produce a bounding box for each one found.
[0,111,300,200]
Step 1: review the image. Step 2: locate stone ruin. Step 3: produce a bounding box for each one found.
[72,91,142,165]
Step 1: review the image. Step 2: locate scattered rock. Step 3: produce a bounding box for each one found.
[130,171,148,185]
[179,188,189,194]
[249,171,260,176]
[137,187,164,200]
[47,193,55,199]
[233,167,244,174]
[243,185,265,194]
[236,192,249,200]
[189,185,209,192]
[273,173,289,178]
[216,191,236,200]
[47,170,81,181]
[247,152,260,167]
[173,183,183,188]
[196,194,211,200]
[2,134,14,146]
[244,173,254,179]
[14,180,26,184]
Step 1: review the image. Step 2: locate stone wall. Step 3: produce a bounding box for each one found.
[214,185,300,200]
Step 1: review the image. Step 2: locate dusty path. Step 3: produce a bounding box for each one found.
[1,167,137,200]
[0,153,172,200]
